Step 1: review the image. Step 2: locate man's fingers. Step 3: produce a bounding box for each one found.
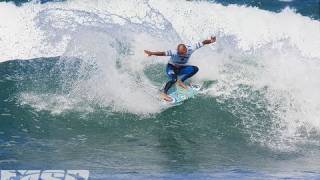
[144,50,151,56]
[211,36,216,42]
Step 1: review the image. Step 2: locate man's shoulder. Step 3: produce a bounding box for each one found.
[166,49,178,56]
[186,44,194,53]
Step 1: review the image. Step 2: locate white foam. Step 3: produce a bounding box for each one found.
[151,0,320,58]
[1,0,319,59]
[59,30,164,114]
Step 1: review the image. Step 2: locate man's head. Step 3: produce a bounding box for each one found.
[177,44,187,55]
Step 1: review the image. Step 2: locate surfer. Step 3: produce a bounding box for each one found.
[144,36,216,101]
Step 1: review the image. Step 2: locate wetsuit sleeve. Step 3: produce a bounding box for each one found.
[191,42,204,52]
[165,50,174,56]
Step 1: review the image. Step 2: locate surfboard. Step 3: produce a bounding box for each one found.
[162,84,201,105]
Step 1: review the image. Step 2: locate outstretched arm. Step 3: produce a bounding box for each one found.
[144,50,166,56]
[192,36,216,52]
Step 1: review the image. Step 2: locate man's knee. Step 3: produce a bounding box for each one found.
[193,66,199,74]
[171,77,178,83]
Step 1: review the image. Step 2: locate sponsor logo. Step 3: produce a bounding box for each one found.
[0,170,89,180]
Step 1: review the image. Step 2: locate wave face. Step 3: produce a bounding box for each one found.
[1,0,320,178]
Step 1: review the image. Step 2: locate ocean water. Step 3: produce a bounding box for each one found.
[0,0,320,179]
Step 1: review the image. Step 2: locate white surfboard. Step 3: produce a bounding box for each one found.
[162,84,201,105]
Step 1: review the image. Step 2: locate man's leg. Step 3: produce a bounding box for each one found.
[163,64,178,94]
[179,65,199,84]
[161,64,178,101]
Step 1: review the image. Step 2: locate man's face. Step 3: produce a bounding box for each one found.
[177,44,187,55]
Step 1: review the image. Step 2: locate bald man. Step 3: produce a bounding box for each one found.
[144,36,216,101]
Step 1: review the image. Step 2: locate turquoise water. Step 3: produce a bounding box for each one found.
[1,0,320,179]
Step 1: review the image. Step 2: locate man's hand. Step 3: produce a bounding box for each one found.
[210,36,216,43]
[202,36,216,45]
[144,50,153,56]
